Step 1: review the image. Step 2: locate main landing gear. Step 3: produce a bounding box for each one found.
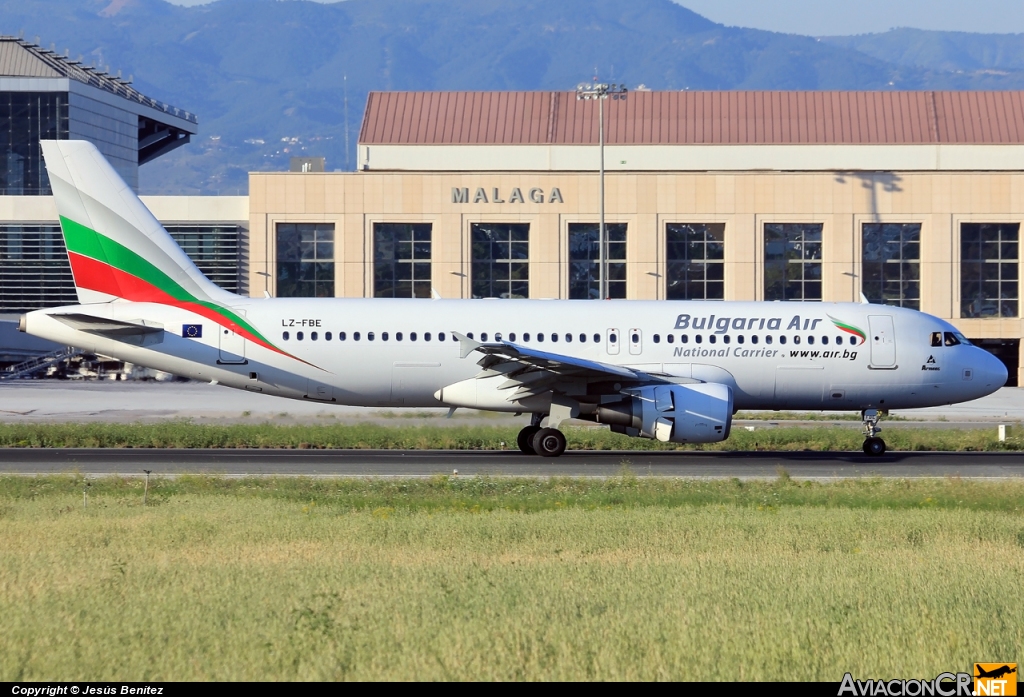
[861,409,886,456]
[517,414,567,458]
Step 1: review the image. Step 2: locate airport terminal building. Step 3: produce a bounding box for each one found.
[251,90,1024,384]
[2,71,1024,384]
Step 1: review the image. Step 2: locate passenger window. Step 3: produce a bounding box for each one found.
[931,332,942,347]
[354,332,360,341]
[709,335,716,344]
[551,333,558,343]
[681,334,689,344]
[737,335,744,344]
[794,335,801,345]
[537,333,544,343]
[944,332,960,346]
[297,331,304,341]
[849,336,856,345]
[667,334,675,344]
[438,332,445,342]
[467,332,474,340]
[723,335,730,344]
[579,333,586,343]
[326,332,332,341]
[751,335,759,345]
[836,336,843,345]
[524,333,531,342]
[424,332,431,341]
[653,334,661,344]
[495,333,502,341]
[779,336,786,345]
[765,335,773,345]
[382,332,389,341]
[509,333,516,342]
[396,332,403,341]
[593,334,600,343]
[368,332,374,341]
[609,333,616,343]
[339,332,346,341]
[311,332,318,341]
[283,331,290,340]
[410,332,417,341]
[695,335,702,344]
[565,333,572,343]
[821,336,828,345]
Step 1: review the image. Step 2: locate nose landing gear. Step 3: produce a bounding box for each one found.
[861,409,886,456]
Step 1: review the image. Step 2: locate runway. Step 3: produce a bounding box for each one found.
[0,448,1022,478]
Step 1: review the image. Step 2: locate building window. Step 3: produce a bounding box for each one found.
[568,223,627,299]
[861,223,921,309]
[166,225,244,294]
[0,225,77,312]
[764,223,822,301]
[961,223,1019,318]
[276,223,334,298]
[0,92,69,195]
[373,223,431,298]
[471,223,529,299]
[666,223,725,300]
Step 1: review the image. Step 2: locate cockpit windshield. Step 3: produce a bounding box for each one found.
[936,331,972,347]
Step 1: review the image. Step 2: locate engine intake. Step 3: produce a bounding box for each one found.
[595,383,733,443]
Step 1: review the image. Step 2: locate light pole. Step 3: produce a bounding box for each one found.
[576,82,627,299]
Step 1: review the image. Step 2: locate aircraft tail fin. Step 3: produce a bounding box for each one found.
[40,140,231,305]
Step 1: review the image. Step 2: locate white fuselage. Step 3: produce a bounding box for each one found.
[23,298,1007,414]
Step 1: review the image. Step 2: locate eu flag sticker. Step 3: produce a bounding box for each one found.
[183,324,203,338]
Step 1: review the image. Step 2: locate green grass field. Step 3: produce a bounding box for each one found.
[0,421,1021,451]
[1,475,1022,680]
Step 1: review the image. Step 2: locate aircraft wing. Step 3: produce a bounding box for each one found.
[453,331,651,387]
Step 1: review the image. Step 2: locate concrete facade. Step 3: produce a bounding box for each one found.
[248,167,1024,383]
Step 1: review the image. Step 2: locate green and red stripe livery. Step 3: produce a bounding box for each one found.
[60,216,302,362]
[828,315,866,344]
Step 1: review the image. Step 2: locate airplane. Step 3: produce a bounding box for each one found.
[18,140,1008,457]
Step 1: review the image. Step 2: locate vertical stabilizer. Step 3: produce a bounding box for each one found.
[40,140,233,305]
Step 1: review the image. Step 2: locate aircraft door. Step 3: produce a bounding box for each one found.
[629,328,643,355]
[868,315,897,368]
[606,328,620,355]
[218,327,246,364]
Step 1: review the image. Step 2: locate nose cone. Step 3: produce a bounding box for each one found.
[979,348,1008,391]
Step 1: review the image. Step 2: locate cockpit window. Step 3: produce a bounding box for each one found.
[954,332,972,346]
[931,332,942,347]
[943,332,960,346]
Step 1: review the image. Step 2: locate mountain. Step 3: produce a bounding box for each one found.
[1,0,1022,194]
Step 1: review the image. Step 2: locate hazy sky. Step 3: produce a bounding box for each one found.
[162,0,1024,36]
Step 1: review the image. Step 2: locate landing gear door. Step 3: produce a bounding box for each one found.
[606,328,620,355]
[218,327,246,364]
[868,315,896,368]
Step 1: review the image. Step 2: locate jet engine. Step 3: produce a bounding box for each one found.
[593,382,733,443]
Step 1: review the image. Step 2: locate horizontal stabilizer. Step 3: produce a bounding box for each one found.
[51,313,164,346]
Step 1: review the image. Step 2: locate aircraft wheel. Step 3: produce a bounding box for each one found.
[532,428,567,458]
[517,425,540,455]
[862,437,886,457]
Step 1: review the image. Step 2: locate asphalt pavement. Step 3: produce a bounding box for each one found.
[0,448,1021,478]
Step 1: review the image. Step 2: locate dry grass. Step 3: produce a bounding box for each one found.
[1,476,1022,680]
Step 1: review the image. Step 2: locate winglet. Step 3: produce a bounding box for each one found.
[860,292,870,304]
[452,331,483,359]
[431,288,442,300]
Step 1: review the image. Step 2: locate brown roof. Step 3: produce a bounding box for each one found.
[359,90,1024,146]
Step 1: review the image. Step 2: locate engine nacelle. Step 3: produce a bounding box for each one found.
[595,382,733,443]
